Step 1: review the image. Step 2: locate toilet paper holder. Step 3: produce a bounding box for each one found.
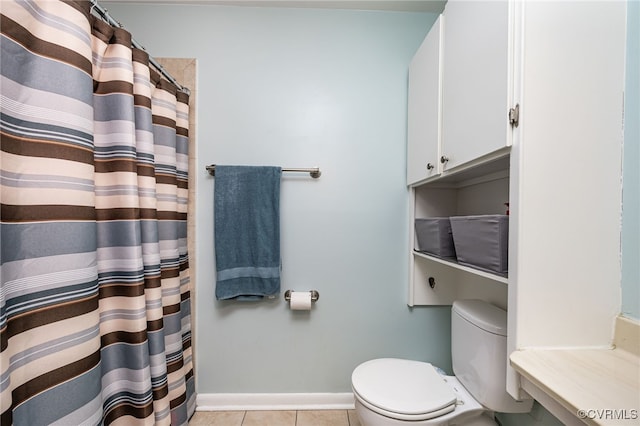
[284,290,319,303]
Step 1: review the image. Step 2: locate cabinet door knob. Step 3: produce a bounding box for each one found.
[440,156,449,164]
[427,163,434,170]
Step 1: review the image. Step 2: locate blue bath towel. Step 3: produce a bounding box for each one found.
[214,165,282,300]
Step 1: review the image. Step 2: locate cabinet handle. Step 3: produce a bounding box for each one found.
[427,163,434,170]
[440,156,449,164]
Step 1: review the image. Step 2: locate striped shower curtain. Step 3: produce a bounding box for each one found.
[1,1,194,425]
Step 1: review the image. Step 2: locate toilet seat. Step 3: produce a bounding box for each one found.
[351,358,457,421]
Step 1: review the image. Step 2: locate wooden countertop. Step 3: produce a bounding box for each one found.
[510,318,640,426]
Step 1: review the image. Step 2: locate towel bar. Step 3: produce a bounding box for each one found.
[206,165,321,178]
[284,290,319,302]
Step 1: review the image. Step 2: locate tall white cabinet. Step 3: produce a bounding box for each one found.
[407,0,516,309]
[407,0,626,403]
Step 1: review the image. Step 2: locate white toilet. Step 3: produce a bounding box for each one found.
[351,300,533,425]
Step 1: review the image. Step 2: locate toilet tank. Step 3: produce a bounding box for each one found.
[451,300,532,413]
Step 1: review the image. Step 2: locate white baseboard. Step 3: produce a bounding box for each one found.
[196,392,355,411]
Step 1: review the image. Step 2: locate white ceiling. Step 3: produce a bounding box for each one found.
[103,0,447,13]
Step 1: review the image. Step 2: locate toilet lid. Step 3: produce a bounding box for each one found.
[352,358,457,420]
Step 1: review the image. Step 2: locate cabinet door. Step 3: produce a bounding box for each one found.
[441,0,511,170]
[407,16,442,185]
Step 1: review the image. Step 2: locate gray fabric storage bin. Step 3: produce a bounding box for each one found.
[415,218,457,259]
[450,215,508,274]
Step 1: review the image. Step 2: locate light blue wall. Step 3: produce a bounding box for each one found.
[622,0,640,320]
[103,3,447,393]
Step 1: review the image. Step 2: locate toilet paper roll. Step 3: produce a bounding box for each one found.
[289,291,312,311]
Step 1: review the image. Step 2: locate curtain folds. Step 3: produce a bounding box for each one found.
[1,1,194,424]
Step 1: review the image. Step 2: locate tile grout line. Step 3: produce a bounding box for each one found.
[189,409,357,426]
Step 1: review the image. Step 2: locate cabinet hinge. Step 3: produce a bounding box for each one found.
[509,104,520,128]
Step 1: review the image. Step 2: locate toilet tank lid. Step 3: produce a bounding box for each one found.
[452,300,507,336]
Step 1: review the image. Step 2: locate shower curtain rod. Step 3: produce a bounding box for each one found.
[89,0,190,95]
[206,165,322,178]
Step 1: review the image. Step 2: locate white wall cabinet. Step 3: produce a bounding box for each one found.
[407,0,516,307]
[407,0,626,407]
[407,0,514,184]
[440,0,513,171]
[407,16,442,185]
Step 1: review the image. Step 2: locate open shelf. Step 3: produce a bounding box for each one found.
[413,251,509,284]
[408,151,511,306]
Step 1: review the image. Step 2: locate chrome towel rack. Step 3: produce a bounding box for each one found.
[206,165,321,178]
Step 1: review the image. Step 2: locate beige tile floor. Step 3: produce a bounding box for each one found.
[189,410,362,426]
